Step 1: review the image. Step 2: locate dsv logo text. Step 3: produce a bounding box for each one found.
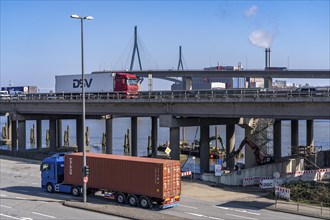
[73,79,93,88]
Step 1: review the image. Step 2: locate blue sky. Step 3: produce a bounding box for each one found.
[1,0,329,91]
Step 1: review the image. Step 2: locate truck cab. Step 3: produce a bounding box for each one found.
[114,73,139,95]
[40,153,67,193]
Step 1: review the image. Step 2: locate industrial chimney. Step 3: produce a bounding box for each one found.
[265,48,271,69]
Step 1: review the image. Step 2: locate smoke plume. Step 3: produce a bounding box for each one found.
[249,30,273,48]
[245,5,258,18]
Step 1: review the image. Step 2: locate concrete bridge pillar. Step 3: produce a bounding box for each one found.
[57,120,62,148]
[105,117,113,154]
[273,119,282,162]
[76,118,83,152]
[291,120,299,147]
[226,124,235,171]
[182,77,192,90]
[200,125,210,173]
[49,119,56,151]
[264,77,272,88]
[11,120,17,151]
[306,120,314,146]
[18,120,26,150]
[36,120,42,150]
[244,128,257,168]
[7,116,11,142]
[169,127,180,160]
[131,117,138,156]
[151,117,158,157]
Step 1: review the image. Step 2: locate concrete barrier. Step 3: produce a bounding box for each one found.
[202,158,330,186]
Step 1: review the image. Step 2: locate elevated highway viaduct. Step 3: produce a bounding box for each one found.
[94,69,330,89]
[1,89,329,172]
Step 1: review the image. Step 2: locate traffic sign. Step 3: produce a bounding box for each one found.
[165,147,171,155]
[83,176,88,183]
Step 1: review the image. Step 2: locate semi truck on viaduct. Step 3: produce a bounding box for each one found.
[55,72,139,96]
[41,152,181,209]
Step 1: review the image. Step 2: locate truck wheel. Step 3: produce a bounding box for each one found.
[139,196,151,209]
[72,187,81,197]
[128,194,138,206]
[115,192,126,204]
[46,183,54,193]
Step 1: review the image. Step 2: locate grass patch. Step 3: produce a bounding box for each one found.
[267,181,330,207]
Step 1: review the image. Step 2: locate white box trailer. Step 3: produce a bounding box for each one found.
[55,73,115,93]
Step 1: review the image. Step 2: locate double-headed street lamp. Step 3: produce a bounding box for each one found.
[70,14,93,203]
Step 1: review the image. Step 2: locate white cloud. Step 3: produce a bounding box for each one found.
[245,5,258,18]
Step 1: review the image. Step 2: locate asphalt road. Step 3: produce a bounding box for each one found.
[159,181,321,220]
[0,155,322,220]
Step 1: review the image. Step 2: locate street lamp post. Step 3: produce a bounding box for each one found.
[70,14,93,203]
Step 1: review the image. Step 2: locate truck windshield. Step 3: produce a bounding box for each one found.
[127,78,138,86]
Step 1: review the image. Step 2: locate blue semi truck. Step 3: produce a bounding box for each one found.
[40,152,181,209]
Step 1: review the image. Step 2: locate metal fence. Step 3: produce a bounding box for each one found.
[274,197,330,218]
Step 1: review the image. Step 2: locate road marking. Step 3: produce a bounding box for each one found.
[0,205,12,208]
[186,212,204,217]
[31,183,39,185]
[15,197,27,200]
[0,213,21,220]
[226,213,258,220]
[232,208,261,216]
[213,205,260,216]
[179,204,198,209]
[0,194,7,197]
[17,190,29,193]
[185,212,224,220]
[213,206,229,210]
[32,212,55,219]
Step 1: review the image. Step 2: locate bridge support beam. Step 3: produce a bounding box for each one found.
[273,119,282,162]
[306,120,314,146]
[76,118,83,152]
[37,120,42,150]
[200,125,210,173]
[49,119,56,151]
[57,120,62,148]
[131,117,138,156]
[291,120,299,147]
[11,120,17,151]
[226,124,236,171]
[151,117,158,157]
[105,117,113,154]
[169,127,180,160]
[18,120,26,150]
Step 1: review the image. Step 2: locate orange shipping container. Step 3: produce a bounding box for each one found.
[64,153,181,199]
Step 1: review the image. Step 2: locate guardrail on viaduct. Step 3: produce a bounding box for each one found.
[1,88,330,119]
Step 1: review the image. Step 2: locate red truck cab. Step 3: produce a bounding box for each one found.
[114,73,139,96]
